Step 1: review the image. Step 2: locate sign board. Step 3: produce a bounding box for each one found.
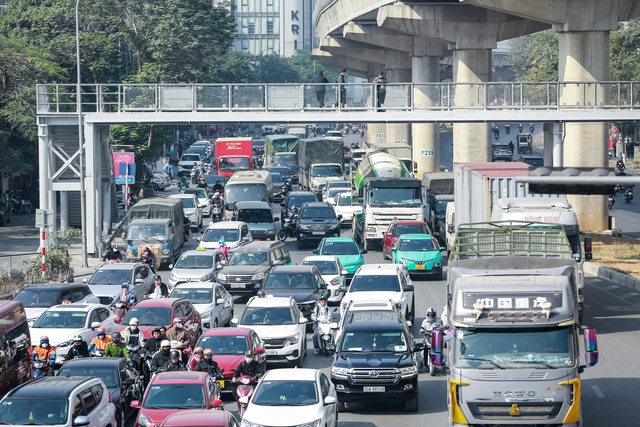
[35,209,54,228]
[113,152,135,184]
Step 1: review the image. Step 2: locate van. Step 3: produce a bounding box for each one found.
[224,170,274,212]
[234,201,279,240]
[0,301,31,398]
[177,153,203,176]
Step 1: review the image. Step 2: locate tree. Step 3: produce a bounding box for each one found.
[611,19,640,82]
[509,31,559,82]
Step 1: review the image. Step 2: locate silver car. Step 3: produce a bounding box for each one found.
[168,248,227,288]
[181,187,212,217]
[169,282,234,329]
[169,193,203,231]
[84,263,155,304]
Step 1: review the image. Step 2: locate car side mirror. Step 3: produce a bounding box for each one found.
[130,400,140,408]
[90,322,101,330]
[82,278,87,283]
[405,284,414,292]
[299,317,309,324]
[360,249,368,254]
[324,396,337,406]
[337,215,343,221]
[338,286,347,293]
[391,246,397,252]
[272,260,283,266]
[254,347,265,355]
[216,298,224,305]
[135,279,144,284]
[239,396,249,405]
[73,416,91,427]
[274,217,280,222]
[231,318,239,326]
[327,343,336,353]
[114,317,121,324]
[183,348,191,355]
[168,264,173,269]
[320,283,328,289]
[312,249,318,255]
[447,224,454,234]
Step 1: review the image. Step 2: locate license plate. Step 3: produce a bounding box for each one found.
[216,380,225,388]
[266,350,278,355]
[364,386,385,392]
[312,231,325,235]
[415,265,425,270]
[231,283,245,289]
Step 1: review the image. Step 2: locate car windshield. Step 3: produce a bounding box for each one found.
[269,173,284,184]
[181,155,200,162]
[203,175,225,186]
[0,398,68,425]
[252,380,318,406]
[228,252,269,266]
[312,165,342,177]
[399,238,438,252]
[349,275,400,292]
[450,327,574,368]
[240,306,296,325]
[202,229,239,243]
[327,188,347,199]
[328,182,349,190]
[184,189,206,199]
[33,311,87,329]
[122,307,172,326]
[301,207,334,219]
[175,254,213,269]
[219,157,250,173]
[395,225,425,236]
[170,288,213,304]
[143,384,205,409]
[274,153,296,163]
[57,367,119,387]
[369,187,422,208]
[336,194,353,206]
[321,241,359,256]
[237,209,273,224]
[127,224,167,241]
[435,200,451,215]
[288,194,317,208]
[302,260,338,275]
[263,273,316,290]
[14,289,61,308]
[179,198,195,209]
[495,144,510,150]
[226,185,267,204]
[197,335,249,355]
[88,269,132,285]
[270,168,288,178]
[341,331,408,353]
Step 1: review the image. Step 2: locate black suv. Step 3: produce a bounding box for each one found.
[296,202,342,249]
[280,191,318,222]
[259,265,327,318]
[330,310,422,412]
[216,241,291,295]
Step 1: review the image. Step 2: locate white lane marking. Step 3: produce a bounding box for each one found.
[619,292,640,299]
[592,385,605,399]
[601,285,618,291]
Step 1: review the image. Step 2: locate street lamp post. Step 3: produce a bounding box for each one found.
[76,0,88,267]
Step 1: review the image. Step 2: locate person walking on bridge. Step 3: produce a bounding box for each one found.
[336,69,348,108]
[312,70,329,108]
[373,71,389,111]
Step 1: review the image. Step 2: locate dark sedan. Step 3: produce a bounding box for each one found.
[259,265,327,319]
[58,357,144,427]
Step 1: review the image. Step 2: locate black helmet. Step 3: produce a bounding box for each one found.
[154,274,162,281]
[151,327,161,334]
[257,290,266,298]
[144,247,151,252]
[170,350,180,359]
[244,350,253,357]
[111,332,122,342]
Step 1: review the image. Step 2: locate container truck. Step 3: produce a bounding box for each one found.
[296,137,344,196]
[432,221,599,427]
[422,171,454,232]
[215,137,253,178]
[351,151,423,251]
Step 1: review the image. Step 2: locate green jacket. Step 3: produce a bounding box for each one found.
[104,343,129,358]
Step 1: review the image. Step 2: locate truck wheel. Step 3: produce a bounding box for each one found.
[404,395,419,412]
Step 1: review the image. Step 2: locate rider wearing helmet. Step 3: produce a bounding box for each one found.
[233,350,264,381]
[64,334,90,360]
[257,290,266,298]
[143,327,164,354]
[141,247,156,267]
[193,348,221,376]
[88,327,112,351]
[33,336,56,372]
[166,317,190,349]
[218,238,230,259]
[289,205,299,218]
[212,180,224,193]
[179,176,189,189]
[104,332,130,358]
[187,347,204,371]
[163,350,187,372]
[147,274,169,299]
[420,307,441,332]
[150,340,172,371]
[112,282,136,306]
[103,244,123,262]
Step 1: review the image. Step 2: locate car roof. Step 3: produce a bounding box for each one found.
[200,327,253,338]
[180,249,221,257]
[302,202,332,208]
[345,311,406,330]
[44,303,105,312]
[132,298,183,308]
[398,233,436,240]
[173,282,216,290]
[233,241,282,252]
[183,188,206,193]
[206,221,244,230]
[327,180,349,186]
[20,283,86,291]
[169,194,197,199]
[302,255,338,263]
[235,201,271,209]
[356,264,402,275]
[9,376,98,399]
[288,191,316,197]
[393,220,427,225]
[150,371,208,384]
[270,265,315,274]
[162,410,234,427]
[59,357,122,369]
[263,368,318,381]
[93,263,142,271]
[322,237,356,243]
[246,296,294,308]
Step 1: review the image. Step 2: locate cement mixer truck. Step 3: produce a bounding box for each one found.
[351,151,423,251]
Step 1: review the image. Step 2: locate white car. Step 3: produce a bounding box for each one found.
[168,248,227,288]
[339,263,416,323]
[322,180,349,202]
[332,192,359,227]
[301,255,345,304]
[29,303,118,364]
[198,221,252,251]
[169,193,203,231]
[180,187,212,217]
[242,368,337,427]
[232,296,307,367]
[170,282,234,329]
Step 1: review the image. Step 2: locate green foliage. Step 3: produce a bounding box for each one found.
[611,19,640,81]
[109,124,173,180]
[509,31,559,82]
[27,228,82,282]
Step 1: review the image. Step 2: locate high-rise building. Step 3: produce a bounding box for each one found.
[232,0,317,56]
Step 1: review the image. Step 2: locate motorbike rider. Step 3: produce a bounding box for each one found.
[122,318,145,372]
[166,317,190,349]
[311,296,332,355]
[187,346,205,371]
[162,350,187,372]
[420,307,442,367]
[141,247,155,267]
[150,340,172,371]
[104,332,130,359]
[142,327,163,355]
[103,244,122,262]
[112,282,136,306]
[147,274,169,298]
[508,141,515,151]
[64,335,90,360]
[518,123,524,132]
[212,180,224,193]
[193,348,222,376]
[257,290,266,298]
[218,238,230,260]
[197,178,209,191]
[505,122,511,132]
[179,176,189,189]
[232,351,264,382]
[33,336,56,373]
[88,327,112,352]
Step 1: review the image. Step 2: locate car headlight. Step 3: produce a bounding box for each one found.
[332,366,350,376]
[266,229,275,234]
[330,277,340,286]
[169,273,177,281]
[217,273,226,281]
[299,224,309,230]
[162,248,170,255]
[137,413,152,427]
[397,366,418,376]
[299,299,316,307]
[295,420,322,427]
[286,333,300,345]
[366,226,376,233]
[58,339,74,348]
[242,420,263,427]
[200,273,212,281]
[200,310,212,319]
[434,261,442,268]
[251,272,266,281]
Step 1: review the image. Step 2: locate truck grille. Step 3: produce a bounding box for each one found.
[263,338,286,348]
[350,368,399,384]
[372,214,419,229]
[468,401,563,421]
[225,275,252,284]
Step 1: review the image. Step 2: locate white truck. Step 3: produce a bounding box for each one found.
[431,221,599,427]
[296,137,344,197]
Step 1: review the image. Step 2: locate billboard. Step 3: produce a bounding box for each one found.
[113,152,135,184]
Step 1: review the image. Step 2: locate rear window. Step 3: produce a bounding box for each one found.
[288,194,317,207]
[181,154,201,162]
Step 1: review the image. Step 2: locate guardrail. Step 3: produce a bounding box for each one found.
[0,252,41,299]
[36,81,640,114]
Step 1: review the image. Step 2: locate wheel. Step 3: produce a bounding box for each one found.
[116,406,126,427]
[429,360,436,376]
[337,400,346,412]
[237,403,245,418]
[297,239,305,249]
[152,183,159,192]
[278,229,287,242]
[404,394,419,412]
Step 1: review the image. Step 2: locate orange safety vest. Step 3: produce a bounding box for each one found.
[33,345,56,367]
[90,336,112,350]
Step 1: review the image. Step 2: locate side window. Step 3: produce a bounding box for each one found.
[97,308,111,322]
[91,384,104,406]
[81,286,92,298]
[273,247,283,262]
[269,250,277,264]
[79,387,97,415]
[215,253,225,268]
[60,290,72,304]
[88,309,100,327]
[134,267,143,281]
[71,288,84,302]
[281,246,291,264]
[316,273,323,289]
[5,320,30,368]
[320,373,331,397]
[73,396,85,417]
[215,287,225,302]
[182,302,193,317]
[389,224,396,236]
[243,225,250,238]
[229,416,240,427]
[398,272,406,290]
[251,331,262,349]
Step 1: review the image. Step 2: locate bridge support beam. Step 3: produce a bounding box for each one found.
[412,54,441,174]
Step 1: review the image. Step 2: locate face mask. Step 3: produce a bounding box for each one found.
[176,323,183,329]
[244,358,252,363]
[194,354,202,361]
[162,348,170,355]
[97,335,105,340]
[74,342,82,346]
[41,343,49,348]
[130,326,138,331]
[204,357,212,362]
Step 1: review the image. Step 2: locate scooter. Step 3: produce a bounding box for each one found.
[127,344,142,372]
[616,159,626,172]
[359,128,364,137]
[505,123,510,134]
[420,330,437,376]
[235,375,259,417]
[494,132,500,141]
[277,215,298,241]
[190,167,199,184]
[112,302,130,319]
[518,124,524,133]
[608,194,615,210]
[625,187,634,203]
[33,360,53,378]
[317,319,337,356]
[529,124,535,133]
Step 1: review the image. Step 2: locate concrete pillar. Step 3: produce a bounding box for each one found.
[558,29,610,230]
[47,139,57,234]
[386,66,411,149]
[452,48,492,163]
[60,192,69,230]
[367,124,388,145]
[543,123,554,166]
[412,55,441,175]
[84,122,97,254]
[102,182,111,238]
[552,123,564,167]
[37,122,49,212]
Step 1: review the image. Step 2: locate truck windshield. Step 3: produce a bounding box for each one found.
[435,200,451,215]
[226,184,267,204]
[451,327,574,369]
[312,165,343,177]
[369,187,421,207]
[401,159,412,171]
[275,153,296,163]
[127,224,167,240]
[219,157,250,172]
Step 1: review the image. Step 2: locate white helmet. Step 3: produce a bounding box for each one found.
[160,340,171,348]
[129,317,139,326]
[426,307,436,319]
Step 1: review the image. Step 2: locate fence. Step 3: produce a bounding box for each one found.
[0,253,41,299]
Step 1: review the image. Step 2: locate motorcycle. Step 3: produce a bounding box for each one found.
[33,360,52,378]
[112,302,130,319]
[317,319,337,356]
[127,344,142,370]
[608,194,615,210]
[494,131,500,141]
[529,124,535,133]
[104,258,121,264]
[625,187,634,203]
[277,215,298,241]
[211,203,223,223]
[235,375,259,417]
[359,128,364,137]
[141,252,155,268]
[616,160,626,172]
[91,348,105,358]
[419,328,444,376]
[518,124,523,133]
[190,167,199,184]
[351,124,358,133]
[505,123,510,134]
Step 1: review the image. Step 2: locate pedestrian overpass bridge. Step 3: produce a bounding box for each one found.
[36,81,640,257]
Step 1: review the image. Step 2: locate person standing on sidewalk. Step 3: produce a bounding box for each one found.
[312,70,329,108]
[373,71,389,111]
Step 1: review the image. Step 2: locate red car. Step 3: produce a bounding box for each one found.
[188,327,266,393]
[382,220,432,260]
[132,371,223,427]
[115,298,202,344]
[161,409,238,427]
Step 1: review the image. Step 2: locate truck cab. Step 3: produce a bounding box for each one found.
[309,163,344,198]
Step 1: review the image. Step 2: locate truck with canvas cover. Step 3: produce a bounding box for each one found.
[215,137,253,177]
[422,171,454,232]
[351,151,422,251]
[431,221,598,427]
[296,137,344,196]
[517,133,533,153]
[265,134,299,182]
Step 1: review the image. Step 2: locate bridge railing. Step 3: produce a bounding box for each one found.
[36,81,640,114]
